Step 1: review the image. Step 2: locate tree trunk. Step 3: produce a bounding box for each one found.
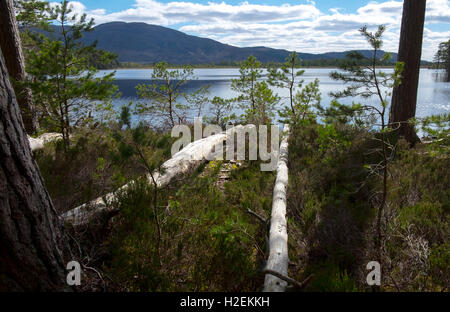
[0,47,70,291]
[389,0,426,145]
[447,53,450,82]
[0,0,38,134]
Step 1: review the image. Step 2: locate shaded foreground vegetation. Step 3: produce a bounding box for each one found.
[287,122,449,291]
[36,131,275,291]
[35,113,449,292]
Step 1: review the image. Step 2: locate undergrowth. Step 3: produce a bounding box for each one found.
[104,160,275,291]
[287,121,449,292]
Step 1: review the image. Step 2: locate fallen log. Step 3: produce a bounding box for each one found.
[28,133,63,151]
[264,124,290,292]
[62,125,252,226]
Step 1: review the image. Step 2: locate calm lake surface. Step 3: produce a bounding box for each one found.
[97,68,450,122]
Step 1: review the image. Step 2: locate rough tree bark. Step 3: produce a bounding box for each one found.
[0,0,38,134]
[0,47,70,291]
[389,0,426,145]
[447,51,450,82]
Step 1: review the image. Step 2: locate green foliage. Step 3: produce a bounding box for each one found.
[328,25,405,266]
[267,52,322,126]
[25,0,118,149]
[208,96,235,127]
[388,149,449,243]
[136,61,210,128]
[231,55,280,124]
[330,27,403,105]
[287,113,449,292]
[317,100,365,126]
[305,261,359,292]
[108,179,170,291]
[380,145,450,291]
[268,52,304,116]
[287,122,375,285]
[434,40,449,66]
[247,81,279,125]
[35,126,143,212]
[279,78,322,125]
[433,40,450,81]
[428,244,450,289]
[397,202,448,243]
[105,160,274,291]
[413,113,450,155]
[113,105,173,182]
[185,84,211,118]
[14,0,51,29]
[231,55,263,111]
[209,212,256,285]
[112,105,175,272]
[268,52,304,88]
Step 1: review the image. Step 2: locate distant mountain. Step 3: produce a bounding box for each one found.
[79,22,299,64]
[47,22,401,65]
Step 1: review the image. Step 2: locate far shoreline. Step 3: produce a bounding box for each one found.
[110,65,433,70]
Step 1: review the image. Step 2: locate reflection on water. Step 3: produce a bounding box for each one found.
[98,68,450,122]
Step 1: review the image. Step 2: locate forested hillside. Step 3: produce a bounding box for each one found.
[42,21,403,65]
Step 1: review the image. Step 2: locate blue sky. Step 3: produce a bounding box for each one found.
[76,0,372,13]
[52,0,450,60]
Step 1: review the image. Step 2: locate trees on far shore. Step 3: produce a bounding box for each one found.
[434,40,450,82]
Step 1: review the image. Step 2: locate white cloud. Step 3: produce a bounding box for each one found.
[426,0,450,23]
[84,0,321,25]
[66,0,450,60]
[50,1,86,15]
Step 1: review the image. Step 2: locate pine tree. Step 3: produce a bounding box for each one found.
[330,25,404,263]
[267,51,304,116]
[0,0,38,133]
[136,61,209,128]
[389,0,427,145]
[0,38,71,292]
[26,0,118,150]
[231,55,263,112]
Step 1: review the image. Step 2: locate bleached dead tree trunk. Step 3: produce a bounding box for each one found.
[28,133,63,151]
[62,125,253,226]
[264,124,290,292]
